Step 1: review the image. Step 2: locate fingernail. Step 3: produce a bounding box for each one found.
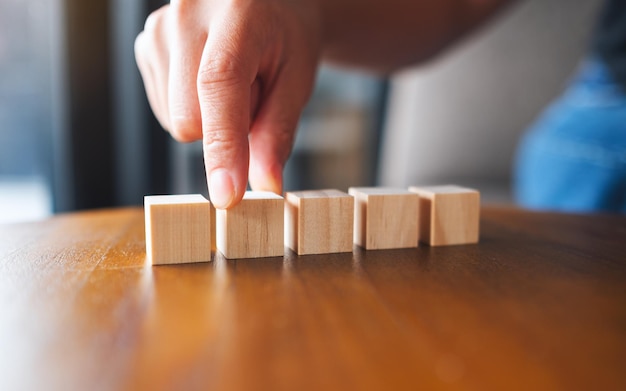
[209,169,235,209]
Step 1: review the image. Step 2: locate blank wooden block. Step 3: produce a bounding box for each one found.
[144,194,212,265]
[216,191,284,259]
[210,203,216,252]
[409,185,480,246]
[348,187,419,250]
[285,189,354,255]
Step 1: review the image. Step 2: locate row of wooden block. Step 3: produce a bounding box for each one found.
[144,186,480,264]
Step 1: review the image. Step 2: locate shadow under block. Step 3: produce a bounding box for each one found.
[348,187,419,250]
[216,191,284,259]
[144,194,212,265]
[285,189,354,255]
[409,185,480,246]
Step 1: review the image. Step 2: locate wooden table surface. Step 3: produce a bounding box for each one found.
[1,207,625,391]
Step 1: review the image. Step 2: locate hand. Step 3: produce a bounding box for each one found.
[135,0,321,208]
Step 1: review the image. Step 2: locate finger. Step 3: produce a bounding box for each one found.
[167,2,205,142]
[249,65,313,195]
[197,17,260,209]
[135,32,169,130]
[135,7,171,131]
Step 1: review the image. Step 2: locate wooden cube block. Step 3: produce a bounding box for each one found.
[285,189,354,255]
[210,203,216,252]
[216,191,284,259]
[409,185,480,246]
[348,187,419,250]
[144,194,212,265]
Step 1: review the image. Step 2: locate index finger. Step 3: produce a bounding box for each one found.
[197,17,260,209]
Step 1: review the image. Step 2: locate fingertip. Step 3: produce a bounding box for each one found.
[168,115,202,142]
[249,161,283,195]
[209,168,243,209]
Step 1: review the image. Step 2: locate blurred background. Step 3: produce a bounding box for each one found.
[0,0,602,223]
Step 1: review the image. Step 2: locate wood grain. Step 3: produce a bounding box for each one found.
[1,207,625,390]
[349,187,419,250]
[144,194,212,265]
[409,185,480,246]
[216,191,284,259]
[285,189,353,255]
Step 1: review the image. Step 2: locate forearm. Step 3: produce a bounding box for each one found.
[318,0,515,74]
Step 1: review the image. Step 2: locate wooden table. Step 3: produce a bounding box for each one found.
[1,207,625,391]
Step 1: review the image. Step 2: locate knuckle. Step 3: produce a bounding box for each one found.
[143,6,167,32]
[202,128,246,163]
[202,128,239,151]
[274,126,296,162]
[271,116,297,142]
[197,51,247,92]
[276,125,295,145]
[134,33,146,60]
[169,118,202,143]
